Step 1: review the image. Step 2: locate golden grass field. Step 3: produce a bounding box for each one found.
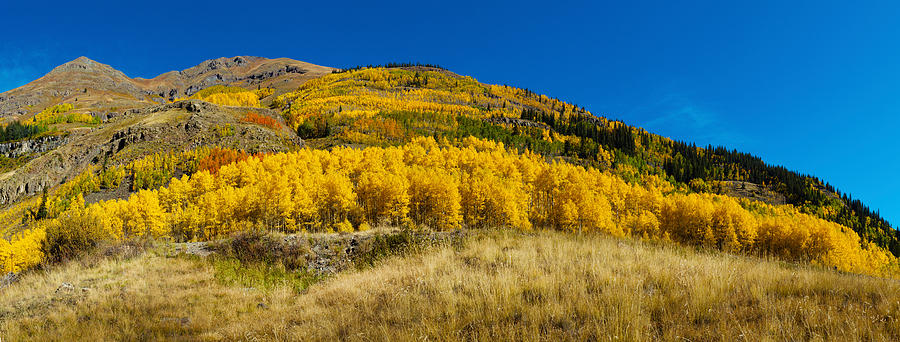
[2,230,899,341]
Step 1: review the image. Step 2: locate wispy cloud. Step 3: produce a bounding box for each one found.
[631,92,745,147]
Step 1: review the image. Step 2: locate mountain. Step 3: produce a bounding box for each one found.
[0,57,897,274]
[0,56,334,120]
[0,56,333,213]
[1,56,898,340]
[0,57,143,119]
[132,56,334,102]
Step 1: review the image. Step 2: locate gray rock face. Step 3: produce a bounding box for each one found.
[0,99,301,207]
[146,58,313,101]
[0,135,67,158]
[485,116,552,130]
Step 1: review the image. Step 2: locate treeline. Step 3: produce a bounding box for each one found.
[1,138,895,277]
[334,62,445,74]
[0,121,48,143]
[520,107,635,158]
[656,131,897,256]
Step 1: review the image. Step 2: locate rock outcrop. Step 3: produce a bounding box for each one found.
[0,135,67,158]
[0,99,301,206]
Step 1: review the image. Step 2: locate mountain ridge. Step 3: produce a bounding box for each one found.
[0,56,897,268]
[0,56,335,120]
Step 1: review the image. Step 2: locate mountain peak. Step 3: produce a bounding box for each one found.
[48,56,119,75]
[58,56,99,68]
[70,56,97,64]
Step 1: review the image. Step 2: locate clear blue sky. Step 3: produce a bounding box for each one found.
[2,1,898,225]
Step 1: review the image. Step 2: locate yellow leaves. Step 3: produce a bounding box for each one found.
[596,145,614,169]
[6,136,898,278]
[98,166,126,189]
[460,169,530,230]
[660,193,757,251]
[274,67,486,131]
[318,171,358,227]
[125,190,167,238]
[357,171,410,226]
[0,223,47,273]
[559,200,579,232]
[0,228,46,273]
[26,103,97,126]
[538,164,616,235]
[0,238,10,272]
[130,152,179,191]
[408,167,461,230]
[335,219,354,233]
[186,85,262,108]
[623,210,660,238]
[201,92,260,107]
[656,192,895,274]
[254,87,275,99]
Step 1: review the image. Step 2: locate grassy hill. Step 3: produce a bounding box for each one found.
[2,230,898,341]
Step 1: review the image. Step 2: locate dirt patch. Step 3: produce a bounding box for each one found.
[723,181,787,205]
[84,176,134,205]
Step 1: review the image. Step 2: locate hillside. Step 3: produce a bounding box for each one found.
[0,58,897,269]
[271,65,899,255]
[0,56,331,207]
[0,56,899,339]
[2,230,898,340]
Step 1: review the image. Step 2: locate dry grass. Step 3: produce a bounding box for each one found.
[2,231,899,341]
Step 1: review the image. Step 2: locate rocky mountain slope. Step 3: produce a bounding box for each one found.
[0,56,334,120]
[0,56,328,211]
[132,56,334,103]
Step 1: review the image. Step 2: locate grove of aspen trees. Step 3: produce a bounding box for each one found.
[1,67,896,278]
[273,67,900,256]
[0,137,895,276]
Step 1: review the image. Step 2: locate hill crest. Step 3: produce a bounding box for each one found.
[0,56,334,120]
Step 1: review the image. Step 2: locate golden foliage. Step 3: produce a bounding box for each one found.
[254,87,275,99]
[201,92,260,107]
[183,85,262,107]
[26,103,98,125]
[0,228,45,273]
[2,138,897,277]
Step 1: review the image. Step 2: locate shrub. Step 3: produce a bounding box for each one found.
[42,211,108,263]
[240,112,280,130]
[197,148,250,174]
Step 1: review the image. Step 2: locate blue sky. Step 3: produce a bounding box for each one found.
[1,1,898,224]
